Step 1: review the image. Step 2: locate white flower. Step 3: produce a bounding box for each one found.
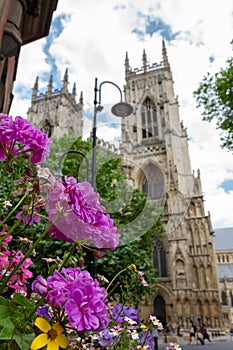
[124,316,137,325]
[3,200,12,209]
[149,315,164,330]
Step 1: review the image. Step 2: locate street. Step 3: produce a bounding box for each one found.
[158,340,233,350]
[178,341,232,350]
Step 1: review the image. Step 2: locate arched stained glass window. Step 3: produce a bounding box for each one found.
[153,238,167,277]
[142,165,165,200]
[141,98,158,139]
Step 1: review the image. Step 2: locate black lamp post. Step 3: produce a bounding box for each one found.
[57,78,133,278]
[87,78,133,278]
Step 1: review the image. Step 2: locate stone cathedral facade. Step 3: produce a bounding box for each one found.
[121,42,223,331]
[27,42,224,332]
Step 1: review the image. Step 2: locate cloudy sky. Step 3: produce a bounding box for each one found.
[10,0,233,229]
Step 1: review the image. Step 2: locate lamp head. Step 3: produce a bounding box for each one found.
[111,102,133,117]
[96,105,104,112]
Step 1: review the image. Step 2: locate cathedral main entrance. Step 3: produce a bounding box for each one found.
[154,295,166,327]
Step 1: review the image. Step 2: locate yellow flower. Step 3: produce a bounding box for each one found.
[30,317,69,350]
[128,264,137,272]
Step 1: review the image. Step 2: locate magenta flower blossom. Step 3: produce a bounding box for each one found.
[0,114,52,164]
[43,173,119,250]
[0,248,33,293]
[44,268,109,332]
[31,275,48,296]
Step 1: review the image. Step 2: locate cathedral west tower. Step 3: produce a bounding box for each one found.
[27,69,83,138]
[121,41,223,331]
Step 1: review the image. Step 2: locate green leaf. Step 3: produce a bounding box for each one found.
[12,293,34,309]
[14,332,35,350]
[0,318,15,340]
[0,305,10,319]
[0,296,10,306]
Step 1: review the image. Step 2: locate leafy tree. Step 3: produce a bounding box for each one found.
[194,57,233,151]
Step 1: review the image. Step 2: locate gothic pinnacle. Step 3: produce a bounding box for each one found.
[72,82,76,100]
[162,40,170,70]
[47,75,53,97]
[142,49,147,72]
[32,76,38,101]
[62,68,69,92]
[79,91,83,105]
[125,51,130,77]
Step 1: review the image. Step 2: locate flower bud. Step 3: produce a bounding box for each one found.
[31,275,48,296]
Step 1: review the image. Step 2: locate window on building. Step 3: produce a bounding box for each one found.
[141,97,158,139]
[142,165,165,200]
[153,238,167,277]
[221,291,228,305]
[218,256,221,263]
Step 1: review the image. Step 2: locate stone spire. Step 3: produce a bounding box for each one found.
[142,49,147,73]
[72,82,76,101]
[79,91,83,106]
[47,75,53,97]
[125,51,130,77]
[32,76,38,101]
[162,40,170,70]
[62,68,69,93]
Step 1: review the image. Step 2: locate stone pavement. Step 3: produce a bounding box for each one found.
[158,334,233,350]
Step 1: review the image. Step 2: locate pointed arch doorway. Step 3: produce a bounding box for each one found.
[154,295,166,327]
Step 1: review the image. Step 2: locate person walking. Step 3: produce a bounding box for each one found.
[201,323,211,343]
[188,320,197,345]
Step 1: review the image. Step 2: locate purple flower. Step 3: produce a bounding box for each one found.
[31,275,48,296]
[44,176,120,250]
[44,268,109,332]
[16,211,41,225]
[37,306,51,318]
[112,304,140,323]
[0,114,52,164]
[98,329,116,347]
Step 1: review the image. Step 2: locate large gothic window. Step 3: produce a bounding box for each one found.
[142,165,165,200]
[153,238,167,277]
[141,97,158,139]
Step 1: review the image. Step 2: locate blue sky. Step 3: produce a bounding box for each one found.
[10,0,233,228]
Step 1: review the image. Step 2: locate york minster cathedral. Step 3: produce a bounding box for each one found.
[28,41,225,332]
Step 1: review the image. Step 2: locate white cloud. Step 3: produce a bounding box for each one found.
[10,0,233,228]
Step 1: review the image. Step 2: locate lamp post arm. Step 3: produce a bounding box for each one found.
[98,80,123,104]
[58,150,89,182]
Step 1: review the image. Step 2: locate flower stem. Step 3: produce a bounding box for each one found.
[0,217,22,245]
[0,193,27,227]
[58,242,78,271]
[0,218,57,292]
[106,266,128,292]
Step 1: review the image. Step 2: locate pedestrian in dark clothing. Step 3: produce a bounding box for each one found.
[201,323,211,343]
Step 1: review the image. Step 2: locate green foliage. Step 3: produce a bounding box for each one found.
[0,295,35,350]
[43,134,92,181]
[98,212,164,307]
[194,57,233,151]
